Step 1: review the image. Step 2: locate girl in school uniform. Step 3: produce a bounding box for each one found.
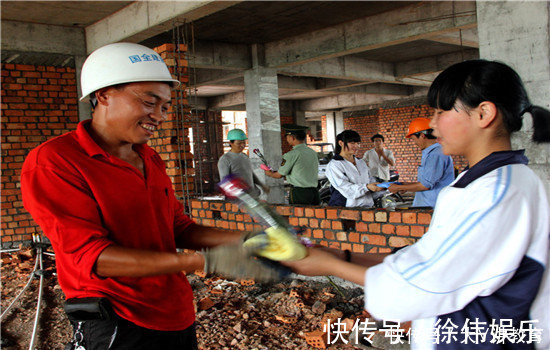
[284,60,550,349]
[325,130,383,207]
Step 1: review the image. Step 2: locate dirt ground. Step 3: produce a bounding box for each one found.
[1,248,410,350]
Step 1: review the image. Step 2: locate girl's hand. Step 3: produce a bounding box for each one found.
[282,247,370,286]
[281,247,340,276]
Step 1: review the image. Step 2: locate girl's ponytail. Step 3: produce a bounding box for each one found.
[529,105,550,143]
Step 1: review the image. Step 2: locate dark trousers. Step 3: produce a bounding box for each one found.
[68,317,198,350]
[289,186,320,205]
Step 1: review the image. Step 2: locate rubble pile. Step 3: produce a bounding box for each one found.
[1,249,410,349]
[190,274,366,349]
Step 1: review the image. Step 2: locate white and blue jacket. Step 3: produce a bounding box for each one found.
[365,150,549,349]
[326,155,377,208]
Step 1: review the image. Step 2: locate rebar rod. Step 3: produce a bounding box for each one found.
[28,242,45,350]
[0,248,22,253]
[0,255,39,321]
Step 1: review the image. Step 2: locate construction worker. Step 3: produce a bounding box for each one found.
[20,42,281,350]
[388,117,454,207]
[362,133,396,182]
[264,124,320,205]
[218,128,268,198]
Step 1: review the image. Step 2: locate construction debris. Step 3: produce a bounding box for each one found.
[1,249,410,349]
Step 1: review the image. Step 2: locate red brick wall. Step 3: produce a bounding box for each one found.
[192,110,224,193]
[149,44,196,200]
[321,115,328,142]
[191,199,431,253]
[1,64,79,246]
[344,106,467,182]
[0,59,454,251]
[0,44,195,247]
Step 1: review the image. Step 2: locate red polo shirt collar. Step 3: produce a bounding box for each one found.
[76,119,148,160]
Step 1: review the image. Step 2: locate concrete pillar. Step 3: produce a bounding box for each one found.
[244,67,285,204]
[325,112,345,148]
[295,110,307,126]
[75,55,92,121]
[325,113,336,148]
[477,1,550,196]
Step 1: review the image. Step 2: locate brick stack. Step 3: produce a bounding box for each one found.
[321,115,328,142]
[1,64,79,246]
[190,199,430,253]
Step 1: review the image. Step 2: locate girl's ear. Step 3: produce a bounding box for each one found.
[477,101,498,128]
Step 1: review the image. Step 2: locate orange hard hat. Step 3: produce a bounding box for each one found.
[406,118,432,138]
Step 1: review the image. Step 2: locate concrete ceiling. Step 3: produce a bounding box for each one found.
[1,1,479,114]
[0,1,134,27]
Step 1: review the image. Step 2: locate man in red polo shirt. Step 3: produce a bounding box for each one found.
[21,43,279,350]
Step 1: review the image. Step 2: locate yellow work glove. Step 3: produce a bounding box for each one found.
[243,226,307,261]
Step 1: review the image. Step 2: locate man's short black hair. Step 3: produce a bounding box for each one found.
[370,133,384,142]
[413,130,437,140]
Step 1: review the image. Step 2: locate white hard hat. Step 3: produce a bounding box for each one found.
[80,42,181,102]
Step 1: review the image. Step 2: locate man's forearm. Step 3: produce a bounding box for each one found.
[265,170,283,179]
[177,224,242,250]
[390,182,428,193]
[404,182,428,192]
[95,245,205,277]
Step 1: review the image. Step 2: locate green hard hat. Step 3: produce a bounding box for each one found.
[227,128,247,141]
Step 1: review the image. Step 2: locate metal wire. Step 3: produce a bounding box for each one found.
[1,235,51,349]
[172,21,196,212]
[169,20,229,203]
[29,235,45,350]
[169,20,211,211]
[171,22,187,212]
[0,255,38,321]
[188,21,205,196]
[0,248,22,253]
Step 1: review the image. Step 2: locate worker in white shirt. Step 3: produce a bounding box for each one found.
[362,133,396,182]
